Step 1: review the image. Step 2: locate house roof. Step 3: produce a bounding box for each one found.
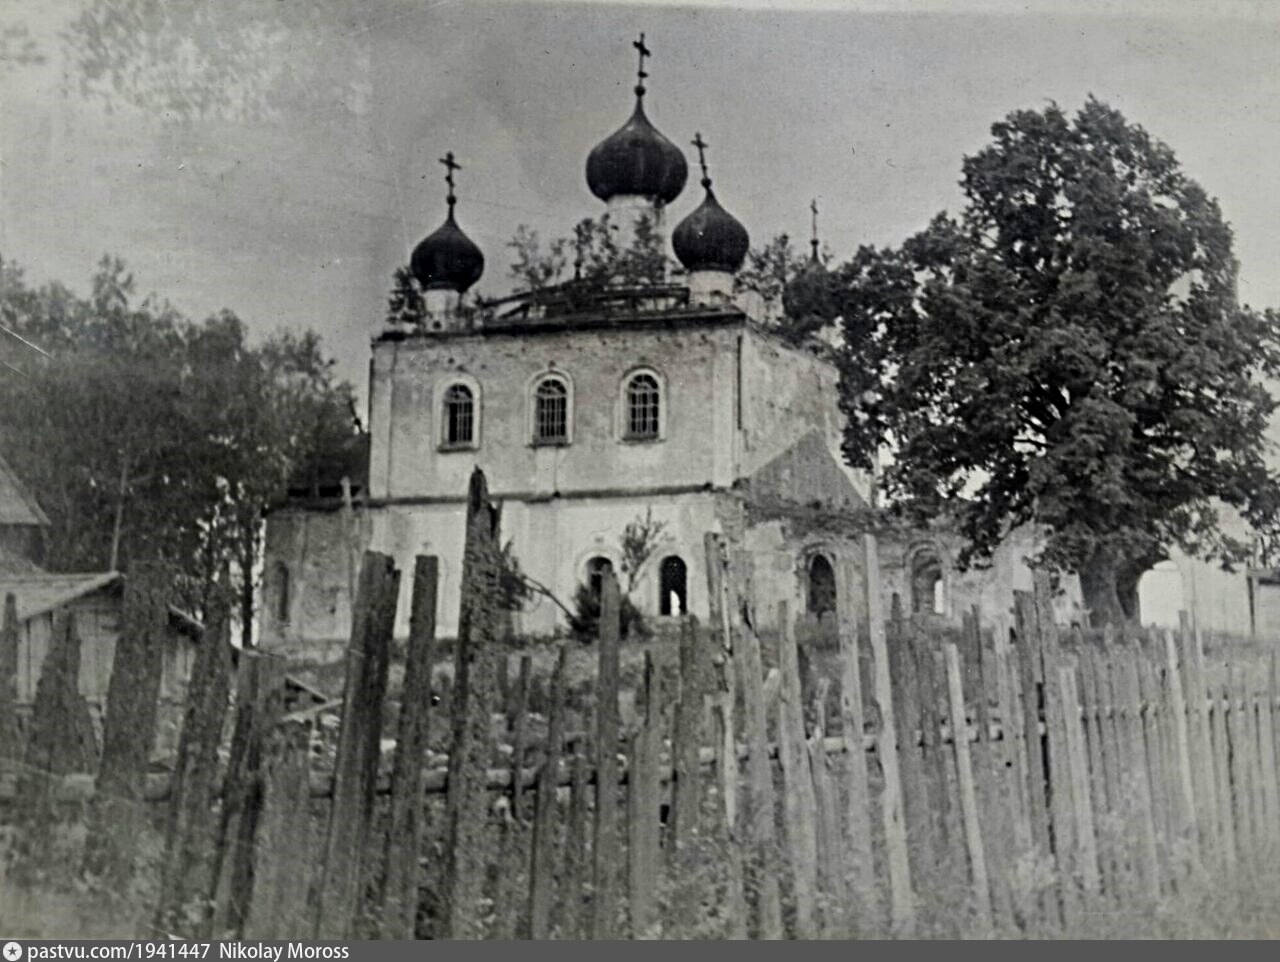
[0,571,203,638]
[0,454,48,527]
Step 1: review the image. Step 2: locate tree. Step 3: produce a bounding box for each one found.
[834,98,1280,625]
[735,233,839,344]
[506,213,671,306]
[0,254,359,637]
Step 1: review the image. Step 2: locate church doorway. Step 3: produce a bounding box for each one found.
[910,549,945,615]
[586,556,614,600]
[807,554,837,617]
[659,556,687,616]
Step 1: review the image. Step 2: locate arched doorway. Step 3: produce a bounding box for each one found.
[910,550,945,616]
[585,556,614,600]
[659,556,687,616]
[807,554,837,617]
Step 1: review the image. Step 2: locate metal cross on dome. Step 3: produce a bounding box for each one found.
[439,151,461,207]
[810,198,820,259]
[633,32,651,94]
[692,132,711,187]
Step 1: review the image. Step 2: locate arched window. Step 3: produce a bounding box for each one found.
[659,555,687,616]
[533,376,569,444]
[586,556,614,599]
[275,561,291,623]
[443,383,474,447]
[807,554,837,617]
[625,372,660,439]
[910,550,945,616]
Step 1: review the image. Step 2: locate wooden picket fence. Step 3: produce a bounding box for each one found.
[4,466,1280,938]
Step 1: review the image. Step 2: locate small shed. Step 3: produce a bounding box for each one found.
[1,571,202,706]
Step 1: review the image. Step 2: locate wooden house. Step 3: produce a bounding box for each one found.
[0,571,202,706]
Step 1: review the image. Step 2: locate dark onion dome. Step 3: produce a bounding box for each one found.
[586,97,688,205]
[672,183,749,273]
[410,207,484,293]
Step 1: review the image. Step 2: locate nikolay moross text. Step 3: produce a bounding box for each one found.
[219,946,348,960]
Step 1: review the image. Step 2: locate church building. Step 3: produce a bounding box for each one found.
[260,37,1076,658]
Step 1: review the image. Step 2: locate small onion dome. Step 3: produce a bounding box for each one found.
[410,208,484,293]
[672,184,750,273]
[586,98,688,205]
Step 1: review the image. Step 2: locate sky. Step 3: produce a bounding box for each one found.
[4,0,1280,403]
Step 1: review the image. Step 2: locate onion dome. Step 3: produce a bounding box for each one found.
[672,133,749,273]
[411,152,484,293]
[585,34,688,204]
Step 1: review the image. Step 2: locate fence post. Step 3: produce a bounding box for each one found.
[835,559,874,931]
[442,468,505,939]
[14,611,96,880]
[807,678,843,908]
[1118,645,1160,902]
[1061,661,1100,898]
[208,649,287,937]
[84,564,169,888]
[528,647,567,939]
[560,737,591,938]
[380,556,438,939]
[737,615,783,939]
[1161,629,1199,870]
[243,718,314,939]
[589,572,622,939]
[156,599,234,934]
[863,533,914,934]
[1209,653,1238,872]
[626,651,663,939]
[670,614,706,934]
[777,600,819,937]
[703,533,747,940]
[492,652,533,940]
[1178,616,1219,867]
[944,641,992,933]
[315,550,399,938]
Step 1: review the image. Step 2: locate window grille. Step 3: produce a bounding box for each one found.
[534,378,569,443]
[626,373,660,439]
[444,384,474,446]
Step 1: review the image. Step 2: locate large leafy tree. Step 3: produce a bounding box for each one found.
[834,98,1280,624]
[0,255,359,639]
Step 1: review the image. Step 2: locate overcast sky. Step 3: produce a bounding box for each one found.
[4,0,1280,400]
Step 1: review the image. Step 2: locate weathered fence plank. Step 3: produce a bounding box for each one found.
[944,641,992,933]
[835,560,874,932]
[315,550,398,939]
[84,565,169,888]
[492,652,532,940]
[529,647,568,940]
[244,719,314,939]
[560,738,591,938]
[1178,619,1220,871]
[1161,629,1199,871]
[590,573,623,939]
[1118,645,1160,903]
[14,611,96,880]
[380,556,438,939]
[1209,659,1238,872]
[776,600,819,938]
[738,616,783,940]
[627,651,663,939]
[156,600,233,934]
[442,469,505,940]
[209,650,287,937]
[864,533,914,933]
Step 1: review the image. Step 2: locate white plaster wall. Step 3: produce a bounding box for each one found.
[368,492,723,637]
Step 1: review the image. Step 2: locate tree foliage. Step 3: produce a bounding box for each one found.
[833,98,1280,623]
[0,254,360,633]
[507,213,671,299]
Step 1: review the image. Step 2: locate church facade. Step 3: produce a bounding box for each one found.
[260,38,1080,658]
